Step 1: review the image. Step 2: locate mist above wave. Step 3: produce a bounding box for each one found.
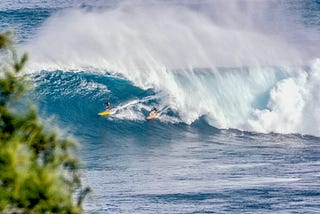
[25,0,308,72]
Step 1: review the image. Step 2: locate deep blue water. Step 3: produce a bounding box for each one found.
[2,0,320,213]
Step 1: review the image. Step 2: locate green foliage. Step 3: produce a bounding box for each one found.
[0,31,12,48]
[0,31,89,213]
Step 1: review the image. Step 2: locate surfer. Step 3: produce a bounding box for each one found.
[151,106,158,114]
[105,101,111,110]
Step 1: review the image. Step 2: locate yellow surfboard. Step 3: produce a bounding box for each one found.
[98,109,115,116]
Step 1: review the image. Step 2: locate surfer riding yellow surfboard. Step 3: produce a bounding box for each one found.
[98,101,115,116]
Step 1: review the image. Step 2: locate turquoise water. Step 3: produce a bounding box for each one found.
[1,1,320,213]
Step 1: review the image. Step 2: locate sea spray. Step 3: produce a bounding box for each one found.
[24,0,304,72]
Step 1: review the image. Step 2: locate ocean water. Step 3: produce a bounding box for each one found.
[1,0,320,213]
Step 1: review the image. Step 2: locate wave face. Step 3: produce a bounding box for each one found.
[32,61,320,137]
[3,0,320,137]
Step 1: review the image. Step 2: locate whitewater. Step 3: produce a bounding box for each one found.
[1,0,320,213]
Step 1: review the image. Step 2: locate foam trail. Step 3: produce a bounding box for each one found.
[110,95,158,121]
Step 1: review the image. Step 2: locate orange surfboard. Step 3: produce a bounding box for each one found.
[146,112,159,120]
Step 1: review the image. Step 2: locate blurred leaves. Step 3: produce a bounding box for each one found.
[0,31,12,48]
[0,31,90,213]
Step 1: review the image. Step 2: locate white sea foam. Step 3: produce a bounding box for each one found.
[247,59,320,135]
